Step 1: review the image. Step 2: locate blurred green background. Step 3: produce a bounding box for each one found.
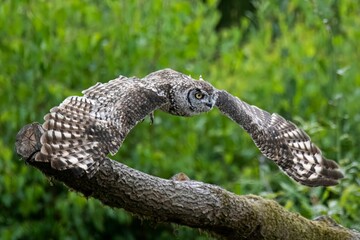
[1,0,359,239]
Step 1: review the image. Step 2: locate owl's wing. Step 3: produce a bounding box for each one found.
[215,90,344,187]
[35,76,168,178]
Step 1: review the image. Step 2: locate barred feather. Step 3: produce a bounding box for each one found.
[35,70,343,186]
[35,96,108,177]
[34,69,214,178]
[215,90,344,187]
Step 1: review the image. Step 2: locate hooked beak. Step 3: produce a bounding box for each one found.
[205,102,213,108]
[205,97,216,108]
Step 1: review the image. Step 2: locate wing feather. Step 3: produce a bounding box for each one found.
[35,76,168,178]
[215,90,344,187]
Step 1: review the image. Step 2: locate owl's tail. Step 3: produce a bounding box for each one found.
[35,96,106,178]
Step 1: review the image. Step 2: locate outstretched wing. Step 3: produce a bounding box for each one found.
[35,76,168,178]
[215,90,344,187]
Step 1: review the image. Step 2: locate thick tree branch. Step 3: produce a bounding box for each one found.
[16,123,360,240]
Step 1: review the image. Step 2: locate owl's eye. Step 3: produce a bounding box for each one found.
[195,92,204,99]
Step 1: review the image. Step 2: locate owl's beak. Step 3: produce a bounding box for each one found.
[205,102,213,108]
[205,98,215,108]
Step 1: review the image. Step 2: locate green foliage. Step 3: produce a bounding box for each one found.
[1,0,359,239]
[209,0,360,229]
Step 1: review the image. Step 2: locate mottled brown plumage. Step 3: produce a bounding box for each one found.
[215,90,344,186]
[35,69,216,177]
[35,69,343,186]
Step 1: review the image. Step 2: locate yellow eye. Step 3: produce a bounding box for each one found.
[195,92,204,99]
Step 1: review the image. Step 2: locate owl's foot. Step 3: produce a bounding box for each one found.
[140,112,155,124]
[149,112,154,124]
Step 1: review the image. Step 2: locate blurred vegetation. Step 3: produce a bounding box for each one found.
[1,0,359,239]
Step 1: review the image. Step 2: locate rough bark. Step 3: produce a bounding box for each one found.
[15,123,360,240]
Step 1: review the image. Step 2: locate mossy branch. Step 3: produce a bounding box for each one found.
[15,123,360,240]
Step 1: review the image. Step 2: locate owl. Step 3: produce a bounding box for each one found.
[35,69,343,187]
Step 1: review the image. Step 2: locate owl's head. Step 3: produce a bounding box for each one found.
[184,85,216,115]
[168,76,216,116]
[145,68,217,116]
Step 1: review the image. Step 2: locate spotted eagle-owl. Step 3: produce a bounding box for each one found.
[35,69,343,187]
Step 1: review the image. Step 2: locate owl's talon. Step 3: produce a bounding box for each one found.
[149,112,154,125]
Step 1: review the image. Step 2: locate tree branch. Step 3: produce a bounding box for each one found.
[15,123,360,240]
